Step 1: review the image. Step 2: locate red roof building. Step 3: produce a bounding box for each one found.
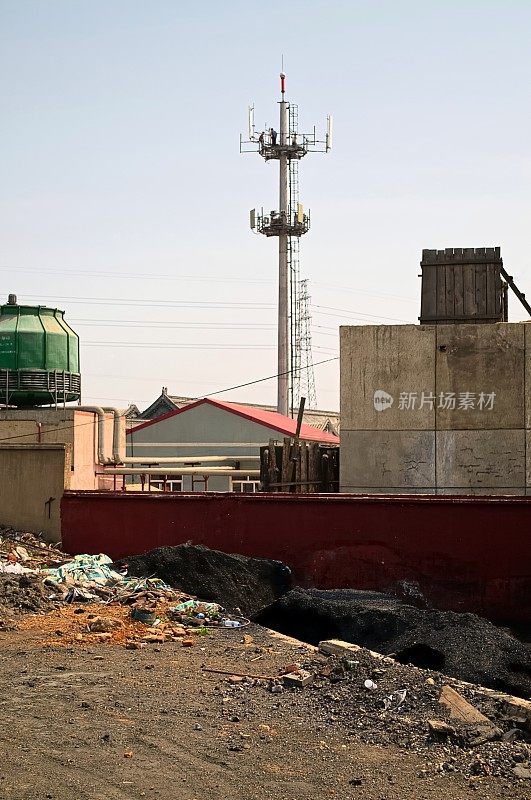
[127,397,338,493]
[130,398,339,444]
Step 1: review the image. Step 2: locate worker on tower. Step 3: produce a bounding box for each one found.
[270,127,277,146]
[258,130,265,150]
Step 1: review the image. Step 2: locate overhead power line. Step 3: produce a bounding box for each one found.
[195,356,339,399]
[312,304,412,323]
[0,356,339,442]
[82,341,276,350]
[0,265,272,286]
[1,265,417,304]
[23,294,274,310]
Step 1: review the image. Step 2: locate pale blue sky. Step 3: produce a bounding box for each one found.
[1,1,530,411]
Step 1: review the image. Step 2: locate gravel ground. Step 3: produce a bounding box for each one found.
[0,621,530,800]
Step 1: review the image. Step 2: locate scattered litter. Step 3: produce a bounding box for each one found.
[383,688,407,710]
[343,659,359,671]
[14,546,30,562]
[131,607,158,625]
[283,669,313,688]
[221,617,249,628]
[0,562,35,575]
[171,600,221,614]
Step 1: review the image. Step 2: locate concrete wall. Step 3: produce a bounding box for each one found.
[0,444,70,540]
[0,409,121,490]
[0,410,126,538]
[340,322,530,494]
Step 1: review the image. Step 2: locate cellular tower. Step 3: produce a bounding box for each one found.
[241,73,332,416]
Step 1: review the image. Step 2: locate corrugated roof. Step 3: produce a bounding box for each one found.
[129,397,339,444]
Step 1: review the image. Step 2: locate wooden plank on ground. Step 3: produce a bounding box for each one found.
[439,685,491,724]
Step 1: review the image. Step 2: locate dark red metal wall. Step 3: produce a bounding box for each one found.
[61,491,531,622]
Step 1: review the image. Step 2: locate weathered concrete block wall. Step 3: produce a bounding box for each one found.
[340,322,529,494]
[0,409,119,490]
[0,444,70,540]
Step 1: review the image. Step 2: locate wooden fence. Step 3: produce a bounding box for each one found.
[260,438,339,493]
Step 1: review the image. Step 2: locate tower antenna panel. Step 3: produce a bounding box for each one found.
[326,115,333,151]
[248,105,256,141]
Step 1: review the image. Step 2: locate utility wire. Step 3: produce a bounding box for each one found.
[22,295,275,309]
[0,265,272,286]
[82,342,276,349]
[0,356,339,443]
[1,265,417,303]
[193,357,338,399]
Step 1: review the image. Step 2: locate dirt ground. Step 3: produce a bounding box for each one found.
[0,622,529,800]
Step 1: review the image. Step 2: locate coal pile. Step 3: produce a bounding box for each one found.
[255,588,531,697]
[0,574,60,619]
[114,544,292,618]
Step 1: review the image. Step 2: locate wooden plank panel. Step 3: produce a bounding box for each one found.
[267,439,277,492]
[454,263,464,319]
[445,264,455,320]
[463,264,476,318]
[494,266,503,318]
[475,264,487,319]
[421,265,437,321]
[300,443,308,494]
[485,263,502,319]
[281,438,291,489]
[308,443,319,492]
[485,263,494,318]
[436,265,447,319]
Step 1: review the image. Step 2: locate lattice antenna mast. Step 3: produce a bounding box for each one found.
[241,73,332,416]
[296,279,317,409]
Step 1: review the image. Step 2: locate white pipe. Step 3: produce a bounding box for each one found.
[123,455,261,464]
[76,406,108,464]
[102,407,123,464]
[99,467,260,477]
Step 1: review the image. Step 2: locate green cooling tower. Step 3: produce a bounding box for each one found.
[0,295,81,407]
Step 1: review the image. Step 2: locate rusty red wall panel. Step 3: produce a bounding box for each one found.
[61,492,531,622]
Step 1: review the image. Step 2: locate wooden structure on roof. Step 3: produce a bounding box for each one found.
[419,247,508,325]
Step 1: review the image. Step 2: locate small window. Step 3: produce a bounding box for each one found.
[231,477,261,494]
[150,477,183,493]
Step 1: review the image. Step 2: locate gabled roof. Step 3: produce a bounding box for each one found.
[129,397,339,444]
[138,388,340,433]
